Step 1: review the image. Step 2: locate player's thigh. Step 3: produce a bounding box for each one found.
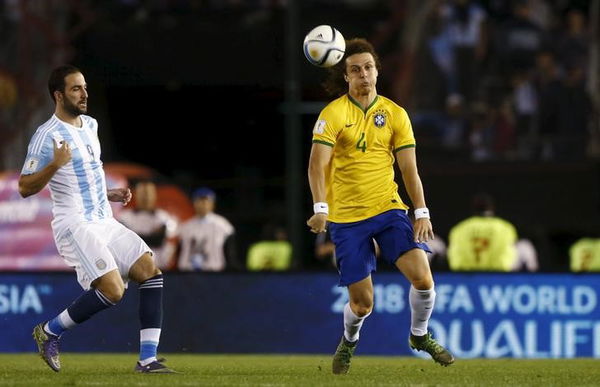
[395,248,433,290]
[104,218,155,282]
[56,223,119,290]
[373,210,431,266]
[329,221,377,287]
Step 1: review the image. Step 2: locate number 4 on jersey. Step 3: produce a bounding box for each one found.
[356,132,367,152]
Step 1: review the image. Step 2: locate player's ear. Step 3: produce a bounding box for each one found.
[54,90,62,103]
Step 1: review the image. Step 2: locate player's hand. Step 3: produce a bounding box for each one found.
[107,188,132,205]
[52,139,72,168]
[307,213,328,234]
[414,218,434,243]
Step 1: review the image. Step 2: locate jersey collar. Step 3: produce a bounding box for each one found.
[347,94,379,115]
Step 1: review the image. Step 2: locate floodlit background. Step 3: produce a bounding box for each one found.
[3,0,598,271]
[1,0,600,361]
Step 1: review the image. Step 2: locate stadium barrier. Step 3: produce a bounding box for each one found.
[1,272,599,358]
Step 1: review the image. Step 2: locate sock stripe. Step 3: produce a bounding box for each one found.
[95,289,115,306]
[140,278,163,286]
[140,279,163,284]
[139,279,163,289]
[142,278,163,283]
[139,281,163,287]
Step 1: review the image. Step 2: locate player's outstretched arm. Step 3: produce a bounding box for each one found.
[19,140,71,198]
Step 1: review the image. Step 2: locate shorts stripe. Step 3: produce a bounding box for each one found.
[65,230,99,279]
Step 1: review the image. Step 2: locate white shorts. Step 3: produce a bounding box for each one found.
[54,218,152,290]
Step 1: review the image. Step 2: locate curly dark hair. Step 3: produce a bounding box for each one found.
[322,38,382,97]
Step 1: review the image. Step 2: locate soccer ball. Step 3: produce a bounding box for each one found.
[303,25,346,67]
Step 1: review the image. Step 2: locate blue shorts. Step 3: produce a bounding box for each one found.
[329,209,431,287]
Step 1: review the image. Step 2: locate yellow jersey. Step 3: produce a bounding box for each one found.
[447,216,518,271]
[246,241,293,271]
[311,94,415,223]
[570,238,600,272]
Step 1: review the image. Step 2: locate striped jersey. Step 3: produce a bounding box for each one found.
[311,94,416,223]
[21,114,111,232]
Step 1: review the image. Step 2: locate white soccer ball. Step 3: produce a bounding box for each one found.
[303,25,346,68]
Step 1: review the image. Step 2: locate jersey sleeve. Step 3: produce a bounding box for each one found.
[84,115,99,136]
[311,105,343,147]
[21,130,55,175]
[392,107,416,153]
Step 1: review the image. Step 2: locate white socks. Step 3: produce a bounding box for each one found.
[343,302,370,342]
[409,285,435,336]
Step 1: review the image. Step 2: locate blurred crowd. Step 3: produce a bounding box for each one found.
[0,0,598,274]
[396,0,599,162]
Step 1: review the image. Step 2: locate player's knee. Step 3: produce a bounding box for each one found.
[354,305,372,317]
[136,266,161,283]
[411,276,434,291]
[351,301,373,317]
[98,282,125,303]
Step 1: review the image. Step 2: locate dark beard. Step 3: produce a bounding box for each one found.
[63,99,86,116]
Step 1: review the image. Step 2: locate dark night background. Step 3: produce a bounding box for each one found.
[2,1,599,271]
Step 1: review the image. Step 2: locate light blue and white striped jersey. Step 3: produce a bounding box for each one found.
[21,114,112,230]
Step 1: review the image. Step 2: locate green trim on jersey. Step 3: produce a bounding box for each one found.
[394,144,416,153]
[313,139,334,147]
[348,94,380,114]
[311,94,415,222]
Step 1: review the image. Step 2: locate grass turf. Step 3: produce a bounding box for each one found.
[1,353,599,386]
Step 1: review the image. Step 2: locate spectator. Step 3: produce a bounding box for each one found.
[118,180,178,270]
[469,100,497,161]
[555,8,589,78]
[246,224,292,271]
[494,0,546,75]
[536,59,592,161]
[444,0,488,104]
[176,187,236,271]
[569,238,600,272]
[441,93,469,151]
[447,192,538,271]
[510,70,538,160]
[533,50,562,160]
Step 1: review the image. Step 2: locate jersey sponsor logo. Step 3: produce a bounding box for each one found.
[313,119,326,134]
[24,157,39,172]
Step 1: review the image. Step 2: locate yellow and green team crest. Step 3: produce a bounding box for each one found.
[373,109,387,128]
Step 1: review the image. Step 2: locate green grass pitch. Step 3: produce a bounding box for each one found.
[1,353,599,386]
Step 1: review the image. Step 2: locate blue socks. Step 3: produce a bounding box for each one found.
[138,274,163,363]
[44,274,164,365]
[46,289,114,336]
